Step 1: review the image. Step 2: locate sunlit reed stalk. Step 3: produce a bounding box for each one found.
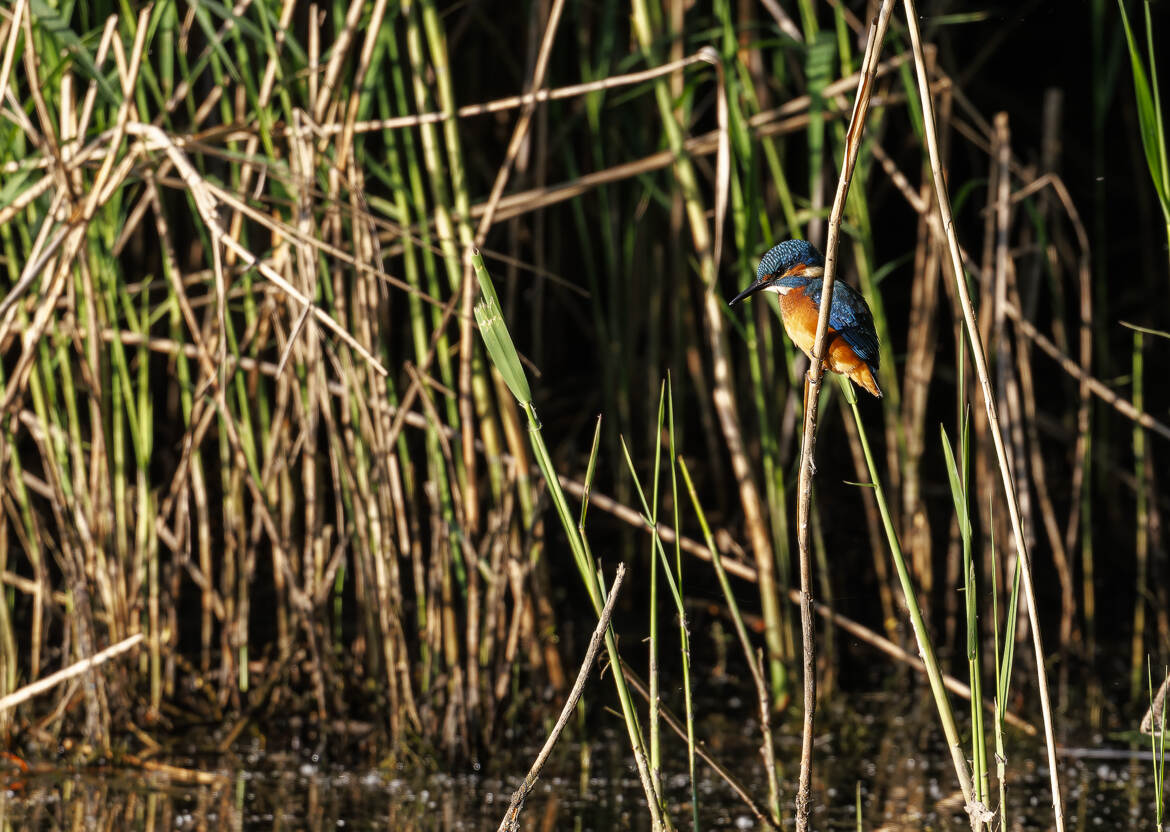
[902,2,1066,824]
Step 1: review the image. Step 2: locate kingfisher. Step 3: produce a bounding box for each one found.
[729,239,882,398]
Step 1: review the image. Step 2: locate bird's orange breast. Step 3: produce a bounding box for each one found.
[777,290,822,358]
[777,289,882,397]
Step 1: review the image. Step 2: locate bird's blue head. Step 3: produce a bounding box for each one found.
[729,239,826,307]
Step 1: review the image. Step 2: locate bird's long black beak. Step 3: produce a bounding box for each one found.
[728,279,767,307]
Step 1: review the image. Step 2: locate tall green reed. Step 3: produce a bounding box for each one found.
[473,253,667,827]
[1117,0,1170,274]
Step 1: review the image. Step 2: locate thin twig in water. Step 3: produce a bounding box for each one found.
[495,563,626,832]
[619,662,780,831]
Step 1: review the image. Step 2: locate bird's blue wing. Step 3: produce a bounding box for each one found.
[805,281,880,370]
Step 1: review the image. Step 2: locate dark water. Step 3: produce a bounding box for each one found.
[3,693,1165,831]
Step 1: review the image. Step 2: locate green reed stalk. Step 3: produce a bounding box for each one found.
[666,377,700,832]
[1117,0,1170,277]
[837,374,978,814]
[417,0,517,533]
[402,0,470,493]
[621,379,699,832]
[679,456,781,827]
[992,498,1023,832]
[648,387,663,800]
[942,419,988,815]
[1149,658,1167,828]
[1131,330,1148,700]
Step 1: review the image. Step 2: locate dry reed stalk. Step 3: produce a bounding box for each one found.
[1025,96,1082,657]
[903,174,942,608]
[874,129,1159,470]
[1009,265,1078,651]
[1004,172,1094,565]
[871,116,1121,664]
[1003,307,1170,442]
[907,53,950,601]
[90,317,1032,734]
[120,125,389,376]
[792,7,895,828]
[992,114,1042,653]
[0,0,29,100]
[468,86,945,229]
[265,51,913,245]
[902,2,1066,826]
[338,51,722,134]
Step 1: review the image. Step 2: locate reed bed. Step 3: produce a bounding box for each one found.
[1,0,1168,828]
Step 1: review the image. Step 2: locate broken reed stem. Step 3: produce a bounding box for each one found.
[902,1,1066,828]
[792,5,895,829]
[495,563,626,832]
[0,634,143,713]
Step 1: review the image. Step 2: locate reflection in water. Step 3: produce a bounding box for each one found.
[0,700,1161,831]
